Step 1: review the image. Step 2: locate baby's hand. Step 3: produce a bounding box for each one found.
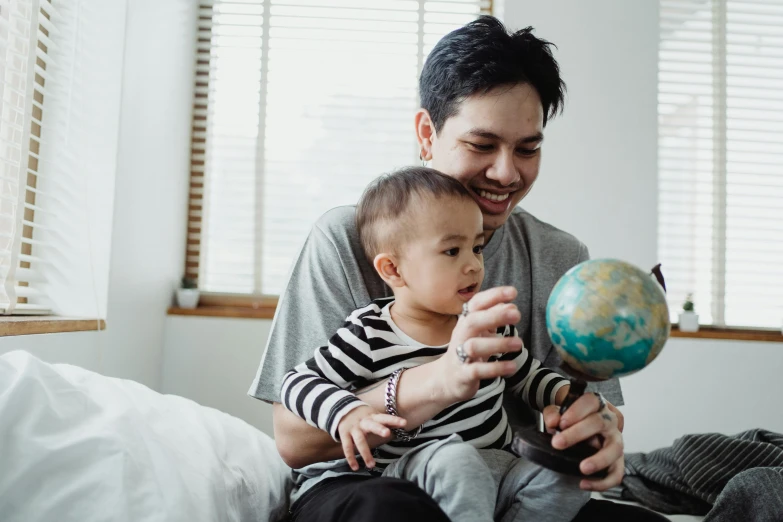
[337,405,407,471]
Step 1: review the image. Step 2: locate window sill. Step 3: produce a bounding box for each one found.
[168,294,278,320]
[168,305,276,320]
[167,297,783,343]
[0,316,106,337]
[670,325,782,343]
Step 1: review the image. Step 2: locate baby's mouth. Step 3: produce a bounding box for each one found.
[458,284,477,295]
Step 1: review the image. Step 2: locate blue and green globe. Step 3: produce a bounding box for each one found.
[546,259,670,381]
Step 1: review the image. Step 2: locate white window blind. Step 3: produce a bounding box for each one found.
[659,0,783,328]
[188,0,491,295]
[0,0,54,315]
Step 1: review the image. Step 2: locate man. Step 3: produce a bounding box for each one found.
[250,16,659,522]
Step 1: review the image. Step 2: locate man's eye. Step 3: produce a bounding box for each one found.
[469,143,493,152]
[473,245,484,255]
[517,147,539,156]
[444,248,459,257]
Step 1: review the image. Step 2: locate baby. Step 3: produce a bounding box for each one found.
[281,166,589,522]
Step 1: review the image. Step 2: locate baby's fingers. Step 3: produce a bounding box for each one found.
[360,418,392,439]
[341,433,359,471]
[371,413,407,429]
[351,428,375,469]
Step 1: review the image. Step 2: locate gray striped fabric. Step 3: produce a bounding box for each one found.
[619,429,783,517]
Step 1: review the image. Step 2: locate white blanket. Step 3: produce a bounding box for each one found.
[0,351,292,522]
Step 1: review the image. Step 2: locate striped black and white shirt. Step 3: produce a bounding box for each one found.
[281,298,569,469]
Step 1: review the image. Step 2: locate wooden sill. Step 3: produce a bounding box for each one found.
[168,294,278,320]
[0,316,106,337]
[168,305,276,319]
[167,296,783,344]
[670,325,782,343]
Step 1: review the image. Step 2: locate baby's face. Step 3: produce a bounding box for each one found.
[397,196,485,315]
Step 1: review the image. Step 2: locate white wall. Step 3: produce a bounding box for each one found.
[620,338,783,452]
[99,0,197,389]
[0,0,197,391]
[509,0,660,270]
[162,317,275,435]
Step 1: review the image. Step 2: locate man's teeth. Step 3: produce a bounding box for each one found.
[478,190,509,202]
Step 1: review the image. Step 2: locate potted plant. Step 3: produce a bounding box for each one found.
[678,293,699,332]
[176,276,200,309]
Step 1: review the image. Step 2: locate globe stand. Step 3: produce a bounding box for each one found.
[510,378,608,479]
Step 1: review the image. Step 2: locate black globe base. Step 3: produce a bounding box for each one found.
[510,425,607,479]
[509,378,608,479]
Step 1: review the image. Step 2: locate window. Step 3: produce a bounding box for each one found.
[0,0,53,315]
[659,0,783,329]
[0,0,121,322]
[187,0,491,296]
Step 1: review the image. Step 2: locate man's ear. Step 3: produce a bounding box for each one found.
[415,109,436,161]
[374,252,405,288]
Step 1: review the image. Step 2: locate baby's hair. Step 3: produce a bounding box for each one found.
[356,166,474,262]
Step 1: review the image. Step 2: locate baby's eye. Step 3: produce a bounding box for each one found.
[473,245,484,255]
[444,248,459,257]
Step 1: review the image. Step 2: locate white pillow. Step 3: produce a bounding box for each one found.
[0,351,292,522]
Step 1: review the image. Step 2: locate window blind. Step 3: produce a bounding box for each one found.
[0,0,53,315]
[659,0,783,329]
[187,0,491,296]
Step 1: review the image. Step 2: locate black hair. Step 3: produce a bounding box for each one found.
[356,166,474,262]
[420,16,566,131]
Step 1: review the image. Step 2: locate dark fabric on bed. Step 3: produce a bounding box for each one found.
[618,429,783,517]
[704,467,783,522]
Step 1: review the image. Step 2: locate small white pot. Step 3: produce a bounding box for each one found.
[176,288,200,309]
[678,311,699,332]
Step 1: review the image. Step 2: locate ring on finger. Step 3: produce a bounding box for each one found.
[593,392,607,413]
[456,343,470,364]
[461,302,470,318]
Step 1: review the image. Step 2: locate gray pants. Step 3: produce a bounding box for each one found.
[382,435,590,522]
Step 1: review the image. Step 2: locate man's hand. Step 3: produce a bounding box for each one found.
[542,393,625,491]
[337,406,407,471]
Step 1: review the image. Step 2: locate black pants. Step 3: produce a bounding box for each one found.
[290,475,450,522]
[290,475,669,522]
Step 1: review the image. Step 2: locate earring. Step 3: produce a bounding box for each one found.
[419,151,428,166]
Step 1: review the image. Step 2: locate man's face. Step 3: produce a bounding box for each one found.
[428,83,545,232]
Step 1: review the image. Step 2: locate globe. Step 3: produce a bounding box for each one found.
[546,259,670,381]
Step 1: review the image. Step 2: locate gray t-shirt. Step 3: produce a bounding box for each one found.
[248,205,623,408]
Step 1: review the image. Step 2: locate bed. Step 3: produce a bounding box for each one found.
[0,351,292,522]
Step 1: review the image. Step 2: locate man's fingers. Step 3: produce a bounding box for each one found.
[464,286,517,313]
[580,454,625,491]
[578,431,623,477]
[553,411,616,449]
[461,336,522,360]
[341,433,359,471]
[560,392,606,429]
[351,428,375,469]
[607,402,624,432]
